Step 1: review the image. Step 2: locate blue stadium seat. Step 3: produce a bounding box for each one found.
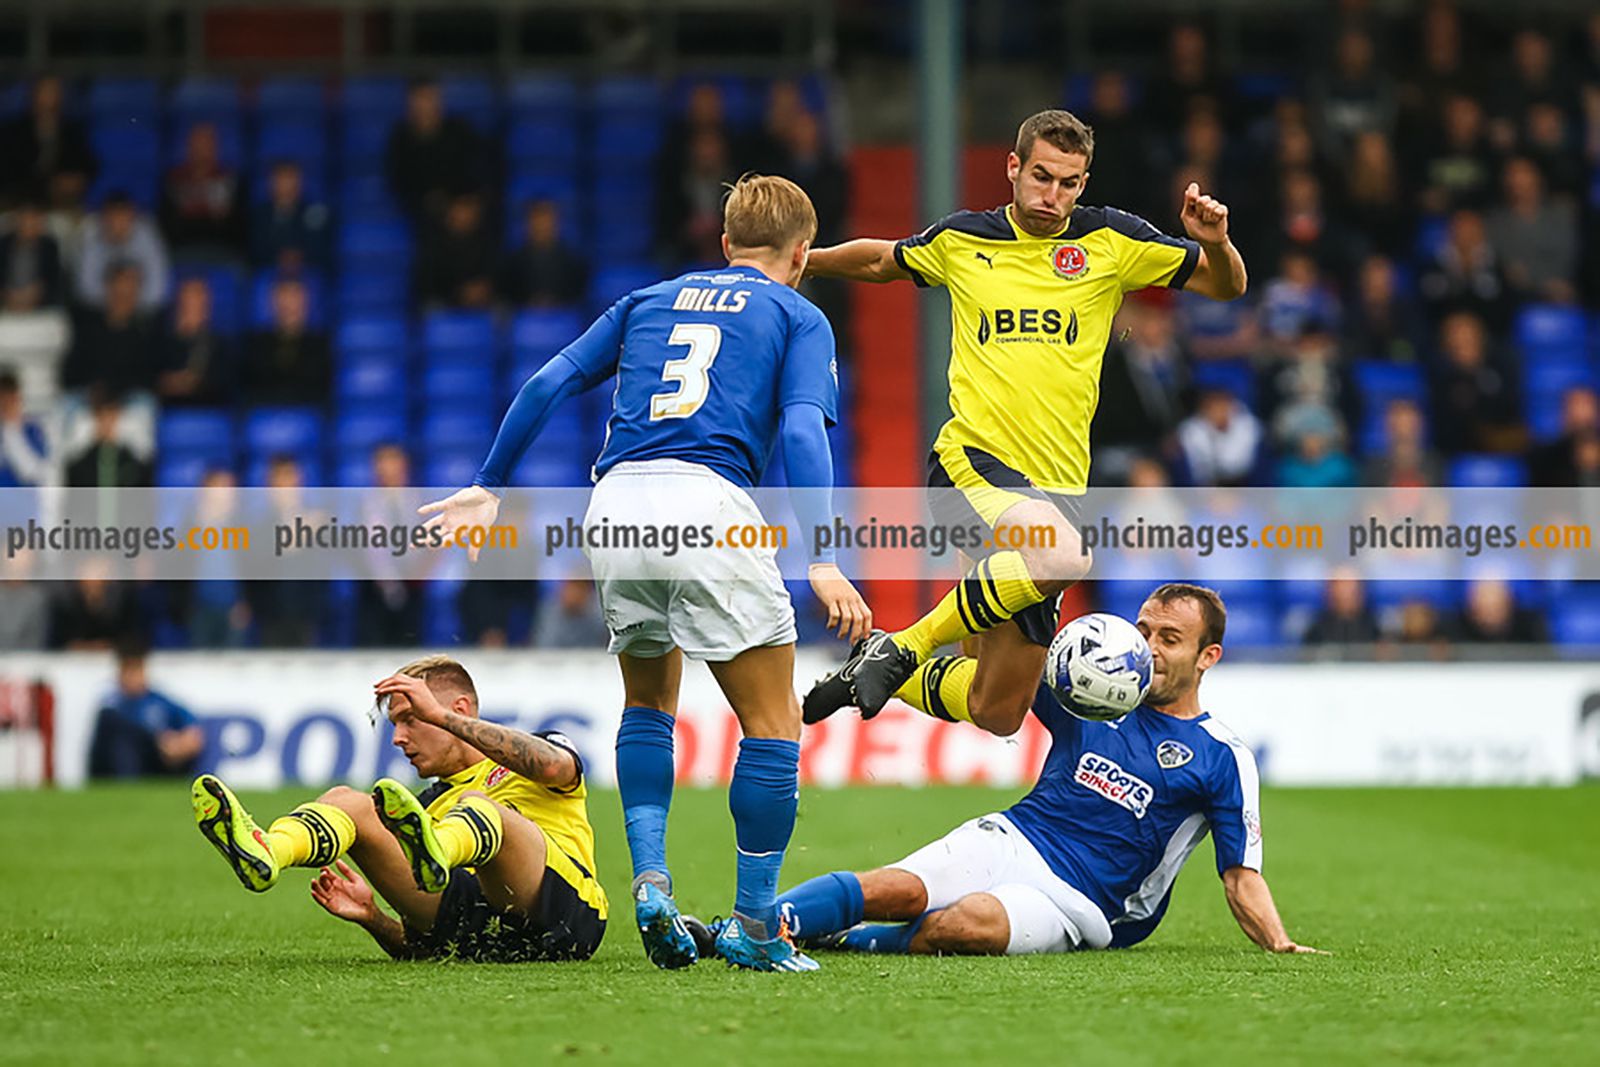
[171,264,246,336]
[1524,358,1596,397]
[1353,360,1427,403]
[1233,72,1300,102]
[507,74,580,115]
[440,75,499,131]
[1190,359,1255,405]
[508,116,580,163]
[170,77,241,121]
[251,271,326,329]
[421,310,497,359]
[87,78,160,119]
[1551,590,1600,646]
[670,75,759,128]
[335,314,409,358]
[166,116,246,169]
[1220,601,1280,648]
[1514,304,1588,359]
[333,453,374,487]
[337,270,408,316]
[512,450,590,487]
[329,351,403,406]
[244,454,325,487]
[593,77,661,115]
[1094,580,1153,622]
[156,454,218,488]
[423,451,484,490]
[340,119,393,174]
[509,308,586,356]
[334,405,409,454]
[1366,577,1461,612]
[157,409,235,459]
[420,411,495,451]
[90,121,160,170]
[590,264,661,310]
[257,77,327,119]
[243,407,324,456]
[1447,454,1529,488]
[89,168,159,210]
[0,82,30,116]
[592,114,664,160]
[422,580,464,645]
[342,76,407,119]
[338,220,412,269]
[257,119,326,170]
[422,361,496,400]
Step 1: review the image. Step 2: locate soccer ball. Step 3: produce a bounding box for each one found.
[1045,613,1153,721]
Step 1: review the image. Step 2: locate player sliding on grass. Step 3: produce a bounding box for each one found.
[802,109,1248,731]
[775,585,1323,957]
[191,655,607,962]
[418,174,871,972]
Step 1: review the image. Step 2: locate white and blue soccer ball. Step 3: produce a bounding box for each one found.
[1046,613,1153,721]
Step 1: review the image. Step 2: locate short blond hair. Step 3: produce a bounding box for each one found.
[396,654,478,710]
[723,173,817,254]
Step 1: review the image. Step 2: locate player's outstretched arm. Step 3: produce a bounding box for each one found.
[1178,182,1248,302]
[374,673,581,790]
[805,239,910,283]
[310,861,419,959]
[1222,865,1326,954]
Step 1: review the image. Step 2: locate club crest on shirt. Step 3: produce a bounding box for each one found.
[1156,740,1194,769]
[1052,243,1089,279]
[485,765,511,789]
[1244,809,1263,846]
[1075,752,1153,819]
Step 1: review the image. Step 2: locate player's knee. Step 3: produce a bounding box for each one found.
[317,784,367,814]
[921,897,1009,955]
[860,868,929,916]
[1023,538,1091,592]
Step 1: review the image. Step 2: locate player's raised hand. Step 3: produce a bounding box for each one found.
[809,562,872,643]
[1180,182,1230,244]
[418,485,501,563]
[373,672,450,726]
[310,861,378,924]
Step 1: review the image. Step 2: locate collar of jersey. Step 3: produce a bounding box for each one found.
[1004,203,1073,242]
[439,756,493,786]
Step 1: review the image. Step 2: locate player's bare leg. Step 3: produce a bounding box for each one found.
[909,893,1010,955]
[314,785,443,930]
[615,649,698,969]
[964,623,1050,735]
[440,790,549,914]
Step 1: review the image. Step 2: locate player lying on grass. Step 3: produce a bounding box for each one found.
[417,174,871,973]
[190,655,607,962]
[802,109,1247,734]
[774,584,1322,957]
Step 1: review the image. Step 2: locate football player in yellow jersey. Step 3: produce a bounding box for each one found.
[190,655,607,962]
[802,109,1247,730]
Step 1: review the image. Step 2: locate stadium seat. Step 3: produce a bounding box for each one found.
[1514,305,1588,360]
[1366,577,1462,612]
[420,411,496,452]
[337,311,409,354]
[333,453,375,487]
[1220,601,1280,648]
[508,116,580,163]
[507,74,580,115]
[342,76,407,120]
[592,76,661,115]
[422,361,497,401]
[1447,455,1529,488]
[670,75,759,128]
[1551,590,1600,646]
[243,407,324,456]
[1353,361,1427,404]
[251,270,326,329]
[421,310,497,359]
[590,264,661,310]
[256,77,327,119]
[87,77,160,119]
[1233,72,1300,102]
[174,265,246,335]
[333,405,409,454]
[1190,359,1255,405]
[513,449,591,487]
[170,77,241,122]
[592,113,664,160]
[508,308,586,356]
[422,451,484,490]
[244,454,325,487]
[337,270,408,316]
[157,409,236,459]
[90,121,160,171]
[440,75,500,131]
[166,116,246,169]
[256,119,326,170]
[338,220,412,267]
[155,453,217,488]
[340,119,393,175]
[335,351,409,404]
[421,580,464,645]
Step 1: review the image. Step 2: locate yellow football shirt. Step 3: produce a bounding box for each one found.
[895,204,1199,492]
[422,732,608,918]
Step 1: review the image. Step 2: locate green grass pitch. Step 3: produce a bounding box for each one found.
[3,784,1598,1065]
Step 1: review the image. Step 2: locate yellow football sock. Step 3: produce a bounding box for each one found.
[266,802,356,868]
[432,796,504,869]
[896,551,1046,659]
[893,655,978,723]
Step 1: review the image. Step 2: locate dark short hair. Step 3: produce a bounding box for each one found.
[1015,109,1095,166]
[115,637,149,665]
[0,367,17,393]
[1147,582,1227,650]
[102,191,134,211]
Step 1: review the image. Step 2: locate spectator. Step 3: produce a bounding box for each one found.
[0,75,96,209]
[1489,29,1579,152]
[181,467,251,648]
[1261,168,1358,278]
[1381,599,1452,660]
[498,199,588,307]
[1311,27,1398,155]
[1144,23,1233,137]
[385,79,494,223]
[1417,94,1497,214]
[1418,208,1507,328]
[1275,405,1356,488]
[1486,156,1579,304]
[751,80,810,174]
[1530,386,1600,487]
[52,561,141,650]
[1259,250,1340,345]
[1176,387,1265,487]
[61,263,160,397]
[242,278,331,405]
[76,192,169,311]
[532,572,610,649]
[0,368,50,487]
[1397,0,1471,145]
[1452,578,1549,644]
[658,125,733,267]
[1091,295,1189,483]
[415,191,496,308]
[1361,398,1442,487]
[66,392,152,488]
[459,578,528,647]
[0,550,50,650]
[1431,310,1521,454]
[1520,102,1584,201]
[1082,71,1157,220]
[1303,568,1381,644]
[157,277,237,407]
[0,199,64,310]
[248,454,322,647]
[662,81,738,182]
[776,110,848,243]
[161,122,244,257]
[356,443,422,647]
[1343,254,1424,363]
[250,160,331,272]
[1342,132,1409,259]
[87,641,204,780]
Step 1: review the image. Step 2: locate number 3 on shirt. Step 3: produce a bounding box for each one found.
[651,323,722,421]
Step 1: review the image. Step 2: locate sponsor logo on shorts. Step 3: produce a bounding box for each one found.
[1075,752,1154,819]
[1156,740,1194,769]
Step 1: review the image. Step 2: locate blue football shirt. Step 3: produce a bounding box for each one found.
[1004,686,1263,948]
[559,265,839,487]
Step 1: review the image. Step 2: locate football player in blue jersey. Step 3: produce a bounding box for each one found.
[774,583,1323,956]
[420,175,871,973]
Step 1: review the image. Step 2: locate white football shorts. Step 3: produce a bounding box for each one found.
[891,812,1113,954]
[582,459,796,662]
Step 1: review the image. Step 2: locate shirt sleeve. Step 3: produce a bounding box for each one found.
[778,301,839,425]
[1106,208,1200,293]
[893,218,956,288]
[157,693,197,730]
[1208,739,1264,875]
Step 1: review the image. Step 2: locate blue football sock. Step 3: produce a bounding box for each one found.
[841,915,928,954]
[728,736,801,940]
[777,871,865,941]
[615,706,676,887]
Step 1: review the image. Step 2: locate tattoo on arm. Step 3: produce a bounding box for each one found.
[438,713,580,788]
